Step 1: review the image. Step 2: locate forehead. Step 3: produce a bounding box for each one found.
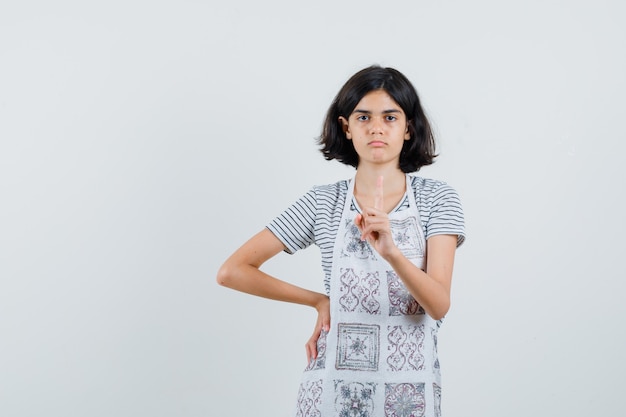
[352,89,403,113]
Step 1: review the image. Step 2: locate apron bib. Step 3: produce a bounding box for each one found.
[296,174,443,417]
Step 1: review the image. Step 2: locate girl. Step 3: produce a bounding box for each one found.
[217,65,465,417]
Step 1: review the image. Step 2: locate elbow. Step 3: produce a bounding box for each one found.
[429,311,447,321]
[428,301,450,321]
[216,263,234,288]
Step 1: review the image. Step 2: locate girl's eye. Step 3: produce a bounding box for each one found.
[357,115,369,121]
[385,115,397,121]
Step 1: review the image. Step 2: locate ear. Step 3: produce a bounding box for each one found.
[404,122,411,140]
[338,116,352,139]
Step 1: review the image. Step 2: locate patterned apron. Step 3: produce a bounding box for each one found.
[295,174,443,417]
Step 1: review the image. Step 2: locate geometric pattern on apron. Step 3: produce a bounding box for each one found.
[295,379,323,417]
[333,380,376,416]
[336,323,380,371]
[338,268,381,315]
[390,216,424,259]
[387,324,425,372]
[384,382,426,417]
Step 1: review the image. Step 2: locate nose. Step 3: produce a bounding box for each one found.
[369,117,384,134]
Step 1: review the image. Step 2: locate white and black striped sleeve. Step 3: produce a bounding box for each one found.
[426,182,466,246]
[266,188,317,254]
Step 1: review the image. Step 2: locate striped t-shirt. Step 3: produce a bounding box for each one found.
[267,175,465,294]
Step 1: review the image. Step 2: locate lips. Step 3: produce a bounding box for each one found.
[368,140,386,147]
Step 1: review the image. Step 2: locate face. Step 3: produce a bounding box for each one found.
[339,89,410,169]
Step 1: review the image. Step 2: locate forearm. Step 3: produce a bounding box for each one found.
[384,249,450,320]
[218,262,327,309]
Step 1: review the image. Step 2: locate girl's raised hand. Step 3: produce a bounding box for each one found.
[354,176,398,259]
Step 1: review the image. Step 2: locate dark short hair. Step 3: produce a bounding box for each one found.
[318,65,436,172]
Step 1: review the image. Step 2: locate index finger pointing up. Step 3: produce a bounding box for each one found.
[374,175,384,211]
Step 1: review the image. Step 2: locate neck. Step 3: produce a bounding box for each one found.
[354,165,406,205]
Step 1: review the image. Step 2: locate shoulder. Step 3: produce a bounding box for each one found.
[408,175,461,202]
[308,179,349,208]
[312,178,349,195]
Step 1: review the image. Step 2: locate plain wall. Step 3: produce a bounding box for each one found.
[1,1,624,416]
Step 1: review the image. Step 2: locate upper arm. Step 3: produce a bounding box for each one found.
[226,228,287,269]
[425,234,458,295]
[217,228,286,286]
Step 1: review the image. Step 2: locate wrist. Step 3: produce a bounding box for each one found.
[314,293,330,312]
[382,245,404,264]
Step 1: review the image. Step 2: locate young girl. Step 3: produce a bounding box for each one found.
[217,65,465,417]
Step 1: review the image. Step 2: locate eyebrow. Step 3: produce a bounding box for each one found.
[352,109,402,114]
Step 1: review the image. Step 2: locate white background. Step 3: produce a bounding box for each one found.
[1,1,624,416]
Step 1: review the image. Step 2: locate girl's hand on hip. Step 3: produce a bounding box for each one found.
[305,295,330,364]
